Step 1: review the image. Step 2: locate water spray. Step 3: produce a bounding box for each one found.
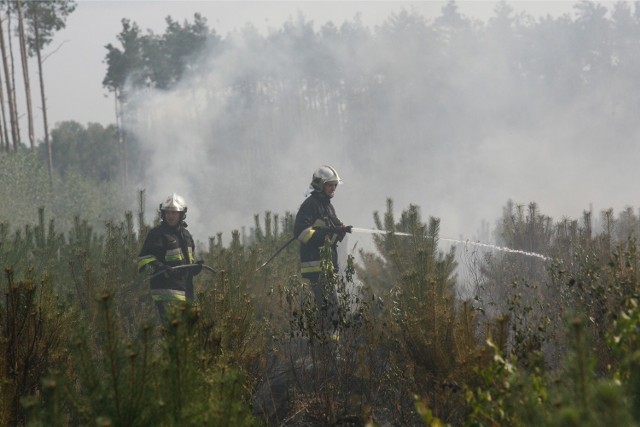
[257,225,550,271]
[350,227,412,237]
[349,227,549,261]
[438,238,550,261]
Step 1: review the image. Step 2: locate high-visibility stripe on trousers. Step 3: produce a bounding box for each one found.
[150,288,186,302]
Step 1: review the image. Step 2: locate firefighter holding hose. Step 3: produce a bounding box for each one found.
[293,165,352,340]
[137,193,203,321]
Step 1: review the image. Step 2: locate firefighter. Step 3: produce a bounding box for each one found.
[137,193,202,321]
[293,165,352,338]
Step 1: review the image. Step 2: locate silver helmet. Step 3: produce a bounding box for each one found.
[159,193,187,214]
[310,165,342,192]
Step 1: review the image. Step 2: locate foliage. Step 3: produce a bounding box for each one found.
[465,318,638,427]
[609,298,640,422]
[0,269,71,426]
[356,199,485,424]
[4,190,640,425]
[103,14,218,96]
[460,198,640,426]
[21,0,77,54]
[101,18,145,96]
[41,120,139,184]
[1,196,259,427]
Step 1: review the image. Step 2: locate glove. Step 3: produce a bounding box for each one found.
[192,260,204,276]
[336,225,353,242]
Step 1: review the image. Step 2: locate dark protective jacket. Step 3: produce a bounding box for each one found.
[137,221,196,302]
[293,191,344,281]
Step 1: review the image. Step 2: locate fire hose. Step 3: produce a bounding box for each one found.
[256,236,297,271]
[256,226,412,271]
[147,263,217,280]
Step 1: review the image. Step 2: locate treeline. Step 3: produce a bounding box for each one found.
[4,1,640,211]
[4,1,640,193]
[43,120,139,184]
[2,197,640,425]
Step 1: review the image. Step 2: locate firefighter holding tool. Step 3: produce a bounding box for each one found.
[293,165,352,338]
[138,193,203,322]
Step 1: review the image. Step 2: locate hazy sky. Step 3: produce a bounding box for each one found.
[43,1,579,132]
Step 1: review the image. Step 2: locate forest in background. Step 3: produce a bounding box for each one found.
[3,0,640,425]
[103,0,640,243]
[4,0,640,241]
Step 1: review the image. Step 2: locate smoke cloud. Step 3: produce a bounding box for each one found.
[126,3,640,253]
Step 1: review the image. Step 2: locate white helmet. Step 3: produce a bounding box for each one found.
[159,193,187,217]
[310,165,342,192]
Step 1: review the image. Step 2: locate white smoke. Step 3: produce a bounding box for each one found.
[125,3,640,254]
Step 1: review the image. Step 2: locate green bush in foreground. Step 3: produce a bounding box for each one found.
[3,200,640,426]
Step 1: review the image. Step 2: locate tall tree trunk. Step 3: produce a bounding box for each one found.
[32,6,52,184]
[7,10,21,149]
[0,72,8,151]
[16,0,34,152]
[0,10,20,150]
